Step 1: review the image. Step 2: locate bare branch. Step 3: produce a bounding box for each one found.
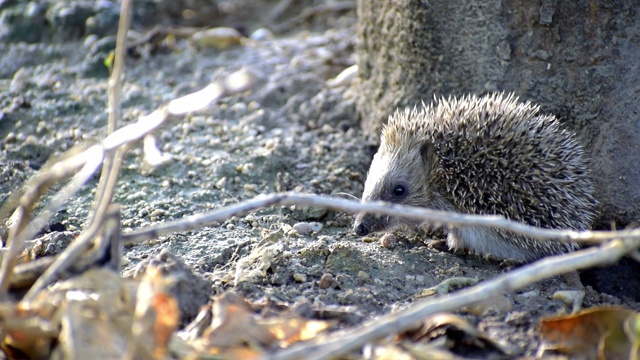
[122,192,637,245]
[89,0,132,228]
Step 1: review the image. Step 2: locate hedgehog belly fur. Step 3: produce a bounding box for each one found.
[448,227,578,262]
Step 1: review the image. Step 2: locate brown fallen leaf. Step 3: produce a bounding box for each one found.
[540,306,640,359]
[177,292,336,358]
[2,268,134,360]
[623,312,640,352]
[1,303,58,360]
[258,317,334,348]
[130,266,180,359]
[203,295,277,350]
[56,299,129,359]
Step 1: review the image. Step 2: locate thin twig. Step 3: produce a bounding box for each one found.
[90,0,131,222]
[122,192,639,245]
[270,236,640,360]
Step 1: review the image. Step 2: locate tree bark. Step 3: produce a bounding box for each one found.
[356,0,640,226]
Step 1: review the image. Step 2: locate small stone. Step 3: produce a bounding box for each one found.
[553,290,585,313]
[243,183,257,192]
[520,290,540,298]
[292,299,314,318]
[250,28,275,41]
[215,177,227,189]
[24,135,38,145]
[191,27,243,50]
[293,273,307,283]
[505,311,529,326]
[120,256,130,266]
[4,132,15,143]
[318,273,334,289]
[380,233,397,249]
[84,34,99,48]
[237,162,254,174]
[10,67,30,93]
[292,222,323,235]
[357,271,370,282]
[465,295,513,316]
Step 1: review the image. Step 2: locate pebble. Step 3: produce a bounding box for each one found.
[357,271,370,282]
[520,290,540,298]
[553,290,585,313]
[292,222,323,235]
[191,27,243,50]
[10,67,30,93]
[243,183,257,192]
[361,236,377,243]
[380,233,397,249]
[250,28,275,41]
[504,310,529,325]
[83,34,99,48]
[237,162,254,174]
[215,177,227,189]
[318,273,334,289]
[293,273,307,283]
[465,295,513,316]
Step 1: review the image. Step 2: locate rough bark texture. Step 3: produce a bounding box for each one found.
[356,0,640,226]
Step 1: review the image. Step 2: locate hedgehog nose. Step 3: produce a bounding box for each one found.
[354,222,370,236]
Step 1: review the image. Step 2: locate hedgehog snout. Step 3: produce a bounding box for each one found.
[353,213,373,236]
[353,213,371,236]
[354,222,370,236]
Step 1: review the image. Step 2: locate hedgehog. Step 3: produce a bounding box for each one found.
[353,93,598,262]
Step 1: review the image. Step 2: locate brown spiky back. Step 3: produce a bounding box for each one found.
[380,93,597,230]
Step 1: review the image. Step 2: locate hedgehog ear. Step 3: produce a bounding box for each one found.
[420,141,436,172]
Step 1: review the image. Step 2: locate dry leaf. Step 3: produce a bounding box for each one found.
[1,303,57,360]
[131,266,180,359]
[204,301,276,349]
[258,317,334,347]
[2,268,134,360]
[540,306,640,359]
[56,299,128,359]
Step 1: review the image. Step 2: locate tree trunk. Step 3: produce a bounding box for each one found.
[356,0,640,226]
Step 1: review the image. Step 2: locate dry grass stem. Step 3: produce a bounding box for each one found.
[89,0,131,247]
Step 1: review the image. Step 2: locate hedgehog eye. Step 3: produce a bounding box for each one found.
[391,184,408,199]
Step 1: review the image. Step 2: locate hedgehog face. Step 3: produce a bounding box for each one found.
[353,144,437,236]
